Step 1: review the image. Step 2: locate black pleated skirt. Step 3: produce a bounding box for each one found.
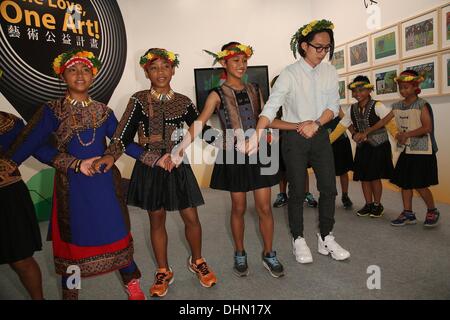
[332,137,354,176]
[0,180,42,264]
[390,152,438,189]
[127,161,204,212]
[210,148,281,192]
[353,141,394,181]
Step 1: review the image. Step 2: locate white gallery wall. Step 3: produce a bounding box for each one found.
[1,0,449,202]
[311,0,450,203]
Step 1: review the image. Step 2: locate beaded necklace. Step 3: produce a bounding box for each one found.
[150,87,174,102]
[66,96,97,147]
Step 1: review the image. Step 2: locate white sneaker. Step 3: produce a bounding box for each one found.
[317,233,350,261]
[292,237,313,264]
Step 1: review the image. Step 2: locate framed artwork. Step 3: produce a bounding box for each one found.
[347,37,371,72]
[371,25,400,65]
[338,76,348,104]
[331,45,347,74]
[373,64,401,100]
[441,52,450,94]
[441,5,450,49]
[347,71,373,104]
[402,55,439,96]
[401,11,438,59]
[193,65,269,112]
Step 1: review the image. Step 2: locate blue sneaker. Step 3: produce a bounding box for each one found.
[233,251,249,277]
[262,251,284,278]
[273,193,288,208]
[391,211,417,226]
[304,192,318,208]
[424,209,440,228]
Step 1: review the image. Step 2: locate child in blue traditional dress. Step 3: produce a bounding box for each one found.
[8,50,146,300]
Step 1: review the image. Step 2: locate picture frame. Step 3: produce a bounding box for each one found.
[347,37,371,72]
[402,55,439,96]
[331,45,347,75]
[371,25,400,66]
[338,76,348,104]
[373,64,401,101]
[193,65,270,112]
[401,10,438,59]
[441,5,450,50]
[347,71,373,104]
[441,51,450,94]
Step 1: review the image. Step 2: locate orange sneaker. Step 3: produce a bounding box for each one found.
[125,279,146,300]
[149,267,174,297]
[187,256,217,288]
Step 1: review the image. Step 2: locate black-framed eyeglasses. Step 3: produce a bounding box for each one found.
[307,43,333,53]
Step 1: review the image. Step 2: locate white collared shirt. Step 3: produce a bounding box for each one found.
[260,56,340,123]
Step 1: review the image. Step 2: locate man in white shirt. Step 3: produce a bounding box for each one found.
[247,20,350,264]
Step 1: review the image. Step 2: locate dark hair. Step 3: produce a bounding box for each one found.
[400,69,419,77]
[221,42,241,51]
[353,75,371,83]
[298,29,335,60]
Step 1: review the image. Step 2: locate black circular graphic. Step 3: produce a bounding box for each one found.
[0,0,127,120]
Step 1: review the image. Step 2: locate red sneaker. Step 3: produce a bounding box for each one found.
[124,279,146,300]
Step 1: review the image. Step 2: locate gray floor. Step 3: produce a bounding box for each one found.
[1,177,449,300]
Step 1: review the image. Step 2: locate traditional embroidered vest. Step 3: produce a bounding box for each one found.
[351,99,388,147]
[136,91,192,153]
[214,83,261,149]
[392,98,432,155]
[47,98,111,151]
[0,112,22,188]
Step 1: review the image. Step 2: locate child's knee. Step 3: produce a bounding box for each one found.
[256,204,272,218]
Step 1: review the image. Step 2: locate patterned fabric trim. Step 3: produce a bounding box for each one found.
[0,112,17,134]
[0,158,21,188]
[48,99,112,150]
[112,165,131,232]
[52,153,76,174]
[5,107,45,159]
[215,83,261,149]
[54,171,72,242]
[139,150,161,167]
[104,138,124,161]
[54,241,134,277]
[351,100,388,147]
[392,98,432,155]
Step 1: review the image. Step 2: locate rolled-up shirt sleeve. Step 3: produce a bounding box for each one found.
[326,68,340,117]
[374,101,392,118]
[259,70,291,123]
[339,107,353,128]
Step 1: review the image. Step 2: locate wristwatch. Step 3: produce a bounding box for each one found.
[314,120,322,130]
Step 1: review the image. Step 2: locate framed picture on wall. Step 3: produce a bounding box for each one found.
[338,76,348,104]
[441,5,450,49]
[373,64,401,101]
[401,11,438,59]
[371,25,400,65]
[402,55,439,96]
[347,71,373,104]
[347,37,371,72]
[331,45,347,74]
[193,65,269,112]
[441,52,450,94]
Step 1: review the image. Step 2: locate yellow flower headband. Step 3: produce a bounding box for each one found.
[348,81,374,90]
[139,48,180,68]
[53,50,101,76]
[204,44,253,65]
[290,19,335,58]
[394,74,424,83]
